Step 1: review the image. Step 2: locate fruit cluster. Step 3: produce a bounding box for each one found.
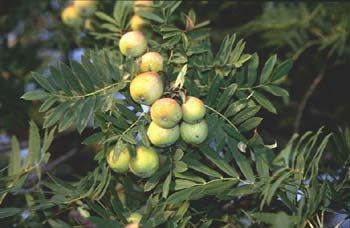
[107,1,208,180]
[61,0,97,30]
[107,146,160,178]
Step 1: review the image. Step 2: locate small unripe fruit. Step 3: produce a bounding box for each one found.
[61,5,83,27]
[129,146,159,178]
[73,0,97,17]
[106,147,130,173]
[77,207,90,218]
[119,31,147,57]
[147,122,180,147]
[182,96,206,123]
[151,98,182,128]
[127,212,142,224]
[130,15,148,31]
[139,52,163,73]
[115,183,126,207]
[134,1,153,12]
[130,72,163,105]
[180,120,208,144]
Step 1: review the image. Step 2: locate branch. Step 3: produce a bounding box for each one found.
[41,148,77,172]
[294,69,326,133]
[55,81,128,100]
[18,148,77,194]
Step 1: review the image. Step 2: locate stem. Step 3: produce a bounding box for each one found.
[17,148,77,194]
[194,177,240,187]
[294,69,326,133]
[237,85,263,91]
[292,40,321,60]
[119,112,145,138]
[55,81,128,100]
[205,105,239,130]
[335,216,350,228]
[307,220,315,228]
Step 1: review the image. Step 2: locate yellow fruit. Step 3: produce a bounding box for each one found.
[150,98,182,128]
[139,52,163,73]
[119,31,147,57]
[125,223,139,228]
[61,5,83,27]
[182,96,206,123]
[147,122,179,147]
[180,120,208,144]
[130,15,148,31]
[130,72,163,105]
[134,0,153,12]
[106,147,130,173]
[127,212,142,224]
[84,18,94,31]
[129,146,159,178]
[73,0,97,17]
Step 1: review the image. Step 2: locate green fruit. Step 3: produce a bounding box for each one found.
[182,96,206,123]
[150,98,182,128]
[180,120,208,144]
[61,5,83,27]
[127,212,142,224]
[130,72,163,105]
[139,52,163,72]
[129,146,159,178]
[119,31,147,57]
[106,147,130,173]
[73,0,97,17]
[147,122,179,147]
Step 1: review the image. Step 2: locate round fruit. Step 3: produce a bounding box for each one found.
[150,98,182,128]
[134,0,153,12]
[119,31,147,57]
[127,212,142,224]
[129,146,159,178]
[182,96,206,123]
[73,0,97,17]
[61,5,83,27]
[139,52,163,73]
[130,72,163,105]
[147,122,179,147]
[180,120,208,144]
[130,15,148,31]
[106,147,130,173]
